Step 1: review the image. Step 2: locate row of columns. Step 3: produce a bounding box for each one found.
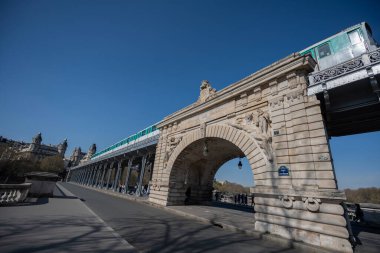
[67,153,153,197]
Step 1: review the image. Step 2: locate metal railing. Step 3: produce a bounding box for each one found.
[308,47,380,95]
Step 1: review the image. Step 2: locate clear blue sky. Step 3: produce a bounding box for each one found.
[1,0,379,189]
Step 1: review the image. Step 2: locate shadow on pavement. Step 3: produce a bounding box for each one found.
[351,222,380,236]
[0,216,132,253]
[50,195,78,199]
[206,201,255,213]
[106,216,296,253]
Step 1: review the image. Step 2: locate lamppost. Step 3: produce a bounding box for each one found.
[238,157,242,170]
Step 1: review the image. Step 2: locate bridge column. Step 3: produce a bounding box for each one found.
[93,164,101,187]
[71,170,76,182]
[69,170,74,182]
[76,170,81,183]
[105,162,114,190]
[89,167,95,185]
[79,169,86,184]
[75,170,80,183]
[79,169,84,183]
[96,164,105,187]
[81,168,88,185]
[73,170,78,182]
[84,168,91,185]
[86,167,93,185]
[99,163,107,188]
[88,165,97,186]
[109,163,117,190]
[136,154,148,196]
[119,159,129,192]
[89,165,96,186]
[112,160,122,192]
[123,158,134,194]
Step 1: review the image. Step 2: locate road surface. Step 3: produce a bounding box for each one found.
[62,183,304,253]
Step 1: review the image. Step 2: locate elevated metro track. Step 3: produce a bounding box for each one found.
[309,47,380,136]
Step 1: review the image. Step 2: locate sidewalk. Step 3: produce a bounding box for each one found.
[0,183,138,253]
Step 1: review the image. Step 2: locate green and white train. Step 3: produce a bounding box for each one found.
[300,22,378,71]
[91,124,159,159]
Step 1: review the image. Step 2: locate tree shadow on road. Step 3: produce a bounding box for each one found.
[105,215,297,253]
[0,215,135,253]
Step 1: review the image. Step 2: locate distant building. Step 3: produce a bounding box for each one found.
[0,133,97,169]
[67,144,96,167]
[0,133,67,162]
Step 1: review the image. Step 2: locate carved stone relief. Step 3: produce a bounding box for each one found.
[198,80,217,103]
[279,195,295,208]
[303,197,321,212]
[286,90,304,105]
[269,97,284,109]
[151,178,161,191]
[164,135,183,168]
[228,108,274,162]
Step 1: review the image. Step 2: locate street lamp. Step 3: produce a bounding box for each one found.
[238,157,242,170]
[203,141,208,157]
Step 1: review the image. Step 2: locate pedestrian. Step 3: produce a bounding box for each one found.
[185,186,191,205]
[354,204,364,222]
[234,194,237,204]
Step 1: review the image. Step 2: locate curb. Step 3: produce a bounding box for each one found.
[68,182,339,253]
[56,182,76,197]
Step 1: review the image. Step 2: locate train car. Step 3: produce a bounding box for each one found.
[302,22,380,137]
[300,22,378,71]
[91,123,159,160]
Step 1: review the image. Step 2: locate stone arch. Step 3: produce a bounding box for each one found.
[164,124,270,205]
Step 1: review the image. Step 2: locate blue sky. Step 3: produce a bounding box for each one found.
[1,0,379,189]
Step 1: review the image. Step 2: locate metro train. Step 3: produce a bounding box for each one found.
[300,22,378,71]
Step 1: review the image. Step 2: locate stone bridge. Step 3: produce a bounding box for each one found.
[147,54,351,252]
[68,47,380,252]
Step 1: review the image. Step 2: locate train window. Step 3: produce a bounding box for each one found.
[348,30,361,45]
[317,43,331,59]
[331,33,350,53]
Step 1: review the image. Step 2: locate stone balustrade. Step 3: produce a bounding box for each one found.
[0,183,31,205]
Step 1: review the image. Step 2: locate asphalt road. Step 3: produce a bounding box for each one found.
[351,223,380,253]
[62,183,303,253]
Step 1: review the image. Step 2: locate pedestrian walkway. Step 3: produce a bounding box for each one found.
[0,183,137,253]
